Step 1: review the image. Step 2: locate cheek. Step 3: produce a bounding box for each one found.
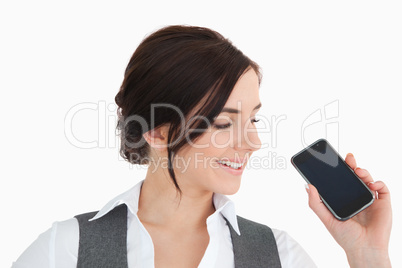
[182,132,229,171]
[211,131,233,148]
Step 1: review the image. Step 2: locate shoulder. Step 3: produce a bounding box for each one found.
[12,217,79,267]
[74,210,99,225]
[270,227,317,268]
[236,215,271,228]
[233,216,317,268]
[235,215,276,239]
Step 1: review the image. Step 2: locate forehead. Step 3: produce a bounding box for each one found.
[224,68,260,109]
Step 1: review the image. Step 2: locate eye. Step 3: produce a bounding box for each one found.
[213,123,232,129]
[251,118,260,124]
[213,118,260,129]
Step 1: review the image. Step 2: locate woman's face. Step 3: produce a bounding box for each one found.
[174,68,262,195]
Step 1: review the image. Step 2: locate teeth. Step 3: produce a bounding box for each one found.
[218,160,243,169]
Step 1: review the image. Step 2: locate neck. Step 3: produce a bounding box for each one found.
[137,166,216,230]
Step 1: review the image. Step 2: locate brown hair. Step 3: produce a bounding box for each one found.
[115,25,261,195]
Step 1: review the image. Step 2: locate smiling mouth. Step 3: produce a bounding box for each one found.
[216,160,244,170]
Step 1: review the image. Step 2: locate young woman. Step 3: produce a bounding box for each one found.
[12,25,392,268]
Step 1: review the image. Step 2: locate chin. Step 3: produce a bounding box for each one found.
[215,179,242,195]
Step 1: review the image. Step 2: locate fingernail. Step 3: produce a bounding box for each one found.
[305,184,310,194]
[367,181,375,186]
[347,153,354,158]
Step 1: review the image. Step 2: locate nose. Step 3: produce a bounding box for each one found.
[232,120,262,152]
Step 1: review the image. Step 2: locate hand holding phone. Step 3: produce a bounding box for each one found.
[291,139,374,221]
[291,139,392,266]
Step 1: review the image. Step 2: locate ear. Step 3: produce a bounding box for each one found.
[142,125,169,151]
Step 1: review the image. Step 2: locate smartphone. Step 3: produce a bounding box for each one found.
[291,138,374,221]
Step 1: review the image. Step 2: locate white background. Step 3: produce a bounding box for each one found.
[1,1,401,267]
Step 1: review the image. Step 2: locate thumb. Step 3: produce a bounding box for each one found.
[305,184,334,229]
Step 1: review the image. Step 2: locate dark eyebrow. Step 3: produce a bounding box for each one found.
[220,102,262,114]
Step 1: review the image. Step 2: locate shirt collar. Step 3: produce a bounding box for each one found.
[89,179,241,235]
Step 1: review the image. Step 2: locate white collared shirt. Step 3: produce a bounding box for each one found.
[12,180,317,267]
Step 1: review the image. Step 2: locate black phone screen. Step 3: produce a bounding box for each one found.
[291,139,374,220]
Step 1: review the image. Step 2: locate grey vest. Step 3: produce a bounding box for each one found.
[74,204,282,268]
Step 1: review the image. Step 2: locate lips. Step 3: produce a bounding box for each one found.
[217,160,244,169]
[217,158,247,164]
[216,160,245,175]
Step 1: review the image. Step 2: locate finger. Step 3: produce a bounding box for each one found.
[306,184,334,228]
[345,153,357,170]
[354,168,374,184]
[368,181,391,201]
